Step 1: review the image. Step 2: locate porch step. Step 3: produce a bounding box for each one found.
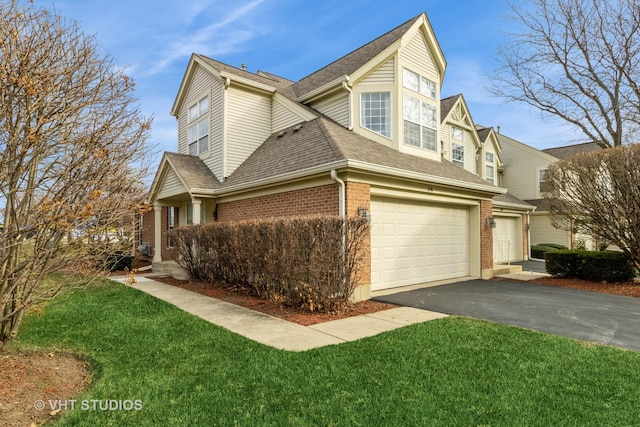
[492,264,523,275]
[151,261,188,280]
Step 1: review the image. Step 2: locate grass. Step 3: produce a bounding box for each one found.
[14,279,640,426]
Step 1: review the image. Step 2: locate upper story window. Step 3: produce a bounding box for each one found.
[452,127,464,142]
[403,94,437,151]
[189,97,208,122]
[452,143,465,167]
[538,168,549,194]
[188,96,209,156]
[485,152,495,184]
[403,68,436,99]
[361,92,391,138]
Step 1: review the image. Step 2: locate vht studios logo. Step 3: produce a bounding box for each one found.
[34,399,143,411]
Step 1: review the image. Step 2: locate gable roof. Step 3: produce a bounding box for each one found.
[542,141,606,159]
[223,117,501,195]
[292,13,444,99]
[148,152,220,200]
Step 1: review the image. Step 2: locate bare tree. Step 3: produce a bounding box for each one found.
[492,0,640,147]
[543,145,640,267]
[0,1,153,348]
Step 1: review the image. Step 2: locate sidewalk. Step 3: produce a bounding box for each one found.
[111,276,448,352]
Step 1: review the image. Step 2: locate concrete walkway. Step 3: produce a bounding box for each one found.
[111,276,448,352]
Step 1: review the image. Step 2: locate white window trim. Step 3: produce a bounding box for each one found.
[360,92,391,138]
[537,168,549,195]
[485,152,495,184]
[452,143,465,167]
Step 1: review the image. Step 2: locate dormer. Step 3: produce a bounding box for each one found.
[476,125,503,186]
[293,13,447,162]
[440,94,482,174]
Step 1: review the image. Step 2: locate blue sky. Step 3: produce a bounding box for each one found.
[47,0,584,170]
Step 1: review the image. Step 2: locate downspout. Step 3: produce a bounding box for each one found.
[331,169,345,218]
[222,77,231,179]
[341,78,353,131]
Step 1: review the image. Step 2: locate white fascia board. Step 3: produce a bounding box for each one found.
[296,75,348,103]
[346,160,507,196]
[219,71,276,94]
[493,200,537,211]
[215,160,350,196]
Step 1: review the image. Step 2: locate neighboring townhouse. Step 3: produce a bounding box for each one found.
[143,12,532,299]
[497,133,606,251]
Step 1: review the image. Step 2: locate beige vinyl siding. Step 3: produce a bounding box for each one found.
[311,93,349,128]
[441,124,476,174]
[360,57,395,85]
[460,128,476,174]
[178,65,218,155]
[226,87,272,176]
[273,98,308,132]
[399,30,439,84]
[530,214,570,247]
[157,169,186,199]
[204,80,224,180]
[499,136,556,200]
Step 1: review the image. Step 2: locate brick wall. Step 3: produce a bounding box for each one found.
[480,199,494,269]
[345,182,371,286]
[522,214,529,259]
[217,184,340,221]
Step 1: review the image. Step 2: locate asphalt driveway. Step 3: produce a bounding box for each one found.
[374,279,640,351]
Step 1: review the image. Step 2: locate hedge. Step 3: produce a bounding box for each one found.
[531,243,567,259]
[545,250,636,282]
[171,216,369,313]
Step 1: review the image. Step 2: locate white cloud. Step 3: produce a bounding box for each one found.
[148,0,265,75]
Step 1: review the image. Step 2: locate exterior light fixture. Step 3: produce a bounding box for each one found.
[357,206,371,222]
[487,217,496,228]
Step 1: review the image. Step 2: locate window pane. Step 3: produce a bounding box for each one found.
[422,102,437,129]
[361,92,390,137]
[404,120,421,147]
[199,136,208,153]
[486,165,495,184]
[403,68,420,92]
[189,105,199,122]
[453,143,465,166]
[198,119,208,137]
[189,142,197,156]
[188,124,197,143]
[486,152,494,163]
[403,94,420,123]
[420,76,436,99]
[422,127,437,151]
[200,97,208,114]
[452,127,463,141]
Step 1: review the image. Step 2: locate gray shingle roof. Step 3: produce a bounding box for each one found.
[542,142,606,159]
[196,55,297,99]
[292,14,422,98]
[493,192,534,208]
[440,95,460,121]
[164,152,220,190]
[224,117,495,190]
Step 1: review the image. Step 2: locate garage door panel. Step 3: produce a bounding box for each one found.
[371,197,469,291]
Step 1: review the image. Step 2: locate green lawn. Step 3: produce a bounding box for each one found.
[14,280,640,426]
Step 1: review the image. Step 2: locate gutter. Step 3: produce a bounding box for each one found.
[341,78,353,130]
[330,169,346,218]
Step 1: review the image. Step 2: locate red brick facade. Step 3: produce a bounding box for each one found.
[480,199,494,270]
[217,184,339,221]
[345,182,371,286]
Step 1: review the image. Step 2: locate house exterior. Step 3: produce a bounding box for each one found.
[143,12,533,299]
[497,134,606,251]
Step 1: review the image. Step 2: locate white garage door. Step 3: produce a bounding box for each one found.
[371,197,469,291]
[493,216,521,263]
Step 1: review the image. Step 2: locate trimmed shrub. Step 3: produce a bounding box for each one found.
[578,251,636,282]
[544,250,583,277]
[532,243,567,259]
[545,250,636,282]
[171,216,369,313]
